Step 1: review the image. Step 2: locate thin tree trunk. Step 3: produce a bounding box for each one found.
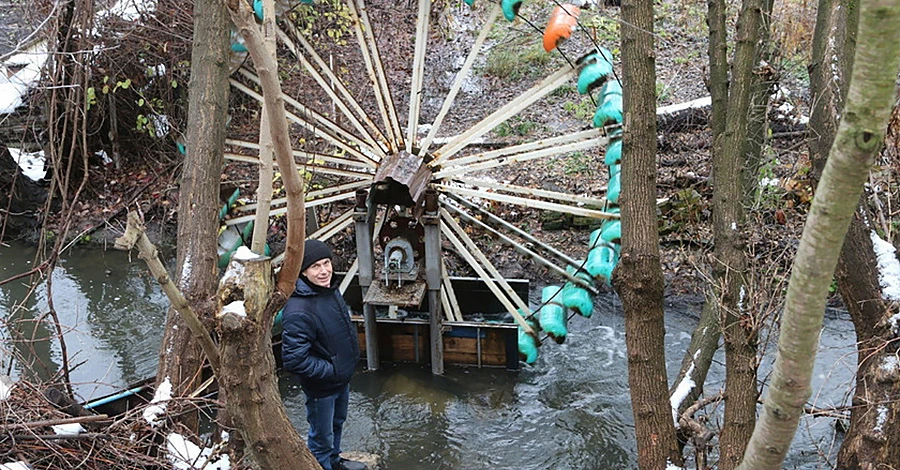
[668,0,729,431]
[251,0,277,255]
[617,1,682,468]
[804,2,900,467]
[711,0,773,465]
[833,209,900,469]
[155,0,231,424]
[738,1,900,466]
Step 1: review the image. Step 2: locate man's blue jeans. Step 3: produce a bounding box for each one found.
[305,384,350,470]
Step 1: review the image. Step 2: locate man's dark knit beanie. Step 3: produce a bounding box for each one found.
[301,239,333,272]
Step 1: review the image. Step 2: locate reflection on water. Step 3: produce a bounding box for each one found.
[1,244,855,469]
[0,242,168,400]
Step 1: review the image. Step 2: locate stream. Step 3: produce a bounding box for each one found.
[0,241,854,469]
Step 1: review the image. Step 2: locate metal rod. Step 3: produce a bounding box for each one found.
[437,183,618,220]
[443,198,598,294]
[439,128,603,169]
[434,137,603,179]
[348,0,403,150]
[439,209,535,335]
[418,4,501,157]
[277,26,388,152]
[406,0,431,152]
[430,65,578,165]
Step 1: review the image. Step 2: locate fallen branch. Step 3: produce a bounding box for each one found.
[114,211,221,375]
[0,414,109,431]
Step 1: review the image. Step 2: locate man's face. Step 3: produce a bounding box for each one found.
[303,258,333,287]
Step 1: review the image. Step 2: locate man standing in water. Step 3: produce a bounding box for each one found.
[282,239,367,470]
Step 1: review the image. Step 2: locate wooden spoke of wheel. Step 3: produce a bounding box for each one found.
[405,0,431,152]
[437,183,617,220]
[225,153,374,181]
[235,180,372,215]
[339,258,360,295]
[429,65,579,165]
[418,4,501,158]
[453,176,605,208]
[441,260,464,322]
[347,0,403,151]
[225,188,358,226]
[439,208,535,334]
[226,139,375,172]
[232,73,380,168]
[277,26,389,152]
[272,209,355,267]
[438,128,603,170]
[433,136,605,180]
[443,198,597,295]
[311,208,355,241]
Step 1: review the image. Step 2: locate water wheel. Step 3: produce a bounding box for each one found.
[222,0,623,370]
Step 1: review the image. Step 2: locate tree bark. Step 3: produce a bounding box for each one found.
[807,2,900,467]
[155,0,232,423]
[713,0,775,466]
[617,1,682,468]
[738,1,900,467]
[217,254,319,469]
[833,209,900,469]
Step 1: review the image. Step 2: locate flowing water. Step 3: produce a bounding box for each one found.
[0,242,855,469]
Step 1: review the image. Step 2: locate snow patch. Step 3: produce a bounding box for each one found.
[52,423,86,436]
[870,231,900,301]
[1,44,48,114]
[232,246,257,260]
[0,376,14,401]
[8,148,46,181]
[143,376,173,427]
[166,432,231,470]
[874,405,888,433]
[670,359,697,427]
[222,300,246,318]
[880,355,899,374]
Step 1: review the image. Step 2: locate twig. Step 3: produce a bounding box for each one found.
[0,414,109,430]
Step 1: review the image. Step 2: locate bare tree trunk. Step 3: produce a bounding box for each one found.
[668,0,729,430]
[217,255,320,468]
[251,0,277,255]
[833,207,900,469]
[155,0,231,424]
[214,1,315,467]
[617,1,682,468]
[738,1,900,467]
[807,2,900,465]
[710,0,773,466]
[807,0,858,181]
